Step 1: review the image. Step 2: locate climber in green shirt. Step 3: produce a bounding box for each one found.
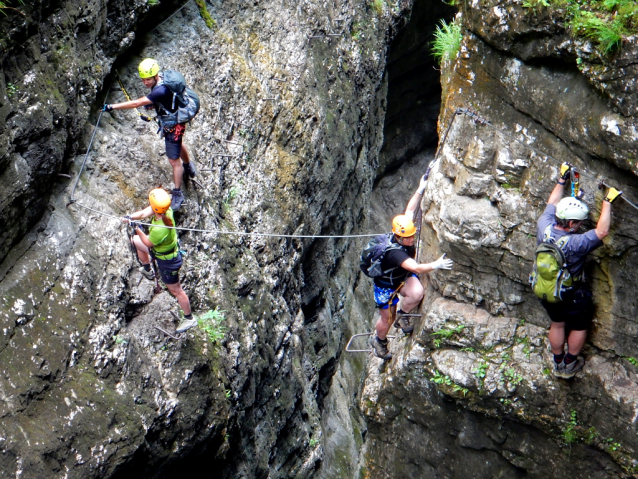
[122,188,196,333]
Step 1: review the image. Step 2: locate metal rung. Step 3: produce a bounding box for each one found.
[345,333,395,353]
[397,314,422,317]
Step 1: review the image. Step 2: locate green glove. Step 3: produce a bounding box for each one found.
[604,187,622,203]
[559,162,572,182]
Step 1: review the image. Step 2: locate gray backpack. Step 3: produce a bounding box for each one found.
[155,70,200,128]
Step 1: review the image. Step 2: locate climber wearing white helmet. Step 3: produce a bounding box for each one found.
[533,162,622,379]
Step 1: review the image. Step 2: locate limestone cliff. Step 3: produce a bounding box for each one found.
[0,0,411,477]
[361,1,638,477]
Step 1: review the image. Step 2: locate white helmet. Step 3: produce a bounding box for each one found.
[556,197,588,221]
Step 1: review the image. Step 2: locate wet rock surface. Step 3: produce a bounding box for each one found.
[0,0,414,477]
[360,1,638,477]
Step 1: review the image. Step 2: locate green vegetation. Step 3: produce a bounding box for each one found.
[522,0,638,54]
[431,324,465,339]
[0,0,24,15]
[429,370,470,396]
[195,0,216,29]
[371,0,385,14]
[605,437,622,452]
[309,438,319,447]
[225,389,231,398]
[197,307,226,343]
[147,0,159,5]
[562,410,579,444]
[623,356,638,366]
[473,360,489,384]
[6,83,17,98]
[431,19,462,64]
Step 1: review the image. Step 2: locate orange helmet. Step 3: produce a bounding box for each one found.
[392,215,416,237]
[149,188,171,214]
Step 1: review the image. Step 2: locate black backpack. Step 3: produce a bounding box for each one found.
[155,70,201,128]
[360,233,403,278]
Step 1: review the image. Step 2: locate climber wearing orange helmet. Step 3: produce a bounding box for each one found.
[534,162,622,379]
[369,174,453,360]
[103,58,196,212]
[122,188,196,333]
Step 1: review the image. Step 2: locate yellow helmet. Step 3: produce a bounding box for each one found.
[149,188,171,214]
[138,58,160,78]
[392,215,416,237]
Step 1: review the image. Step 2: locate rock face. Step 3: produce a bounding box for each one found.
[361,1,638,477]
[0,0,416,477]
[0,0,153,263]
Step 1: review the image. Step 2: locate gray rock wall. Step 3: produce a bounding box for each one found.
[361,1,638,476]
[0,0,416,477]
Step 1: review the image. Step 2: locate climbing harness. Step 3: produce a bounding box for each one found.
[115,71,152,122]
[456,108,638,211]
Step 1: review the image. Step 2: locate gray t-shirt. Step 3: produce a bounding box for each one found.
[536,204,603,279]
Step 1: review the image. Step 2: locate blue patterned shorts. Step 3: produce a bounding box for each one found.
[374,285,400,310]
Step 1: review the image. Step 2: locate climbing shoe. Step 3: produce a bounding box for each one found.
[394,315,414,334]
[171,188,184,211]
[557,355,585,379]
[140,265,156,281]
[369,335,392,360]
[183,161,197,178]
[552,359,566,378]
[176,318,198,333]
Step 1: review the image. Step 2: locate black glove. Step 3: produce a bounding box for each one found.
[130,220,142,231]
[102,104,114,112]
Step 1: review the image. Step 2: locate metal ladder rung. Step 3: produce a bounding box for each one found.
[345,333,396,353]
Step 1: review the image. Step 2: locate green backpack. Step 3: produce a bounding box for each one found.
[529,226,574,303]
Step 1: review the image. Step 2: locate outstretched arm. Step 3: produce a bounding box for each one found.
[399,254,453,274]
[548,163,572,205]
[111,97,153,110]
[595,187,622,239]
[404,175,429,222]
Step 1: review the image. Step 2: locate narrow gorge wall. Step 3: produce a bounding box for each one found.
[360,1,638,477]
[0,0,418,477]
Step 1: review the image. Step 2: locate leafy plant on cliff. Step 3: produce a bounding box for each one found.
[0,0,25,16]
[562,409,579,444]
[431,19,462,64]
[197,307,226,343]
[570,11,623,53]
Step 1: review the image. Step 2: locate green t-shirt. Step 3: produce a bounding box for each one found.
[149,209,177,253]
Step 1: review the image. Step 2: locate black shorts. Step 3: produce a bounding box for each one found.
[541,288,593,331]
[164,129,183,160]
[154,252,183,285]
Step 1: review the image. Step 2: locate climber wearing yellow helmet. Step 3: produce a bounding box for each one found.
[122,188,196,333]
[367,174,454,360]
[104,58,199,212]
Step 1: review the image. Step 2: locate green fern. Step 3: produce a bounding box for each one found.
[197,307,226,343]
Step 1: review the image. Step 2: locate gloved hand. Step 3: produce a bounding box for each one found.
[605,187,623,203]
[102,104,114,112]
[140,114,152,122]
[558,162,572,182]
[121,215,132,224]
[130,220,142,231]
[417,174,429,194]
[431,253,453,270]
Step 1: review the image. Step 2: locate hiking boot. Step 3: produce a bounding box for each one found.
[369,335,392,360]
[140,266,155,281]
[183,161,197,178]
[176,318,198,333]
[557,355,585,379]
[552,359,566,378]
[171,188,184,211]
[394,315,414,334]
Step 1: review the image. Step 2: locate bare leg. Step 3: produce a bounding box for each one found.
[399,276,424,312]
[165,281,192,316]
[132,236,150,265]
[375,307,392,340]
[548,322,566,355]
[180,143,191,164]
[169,158,184,189]
[566,329,587,356]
